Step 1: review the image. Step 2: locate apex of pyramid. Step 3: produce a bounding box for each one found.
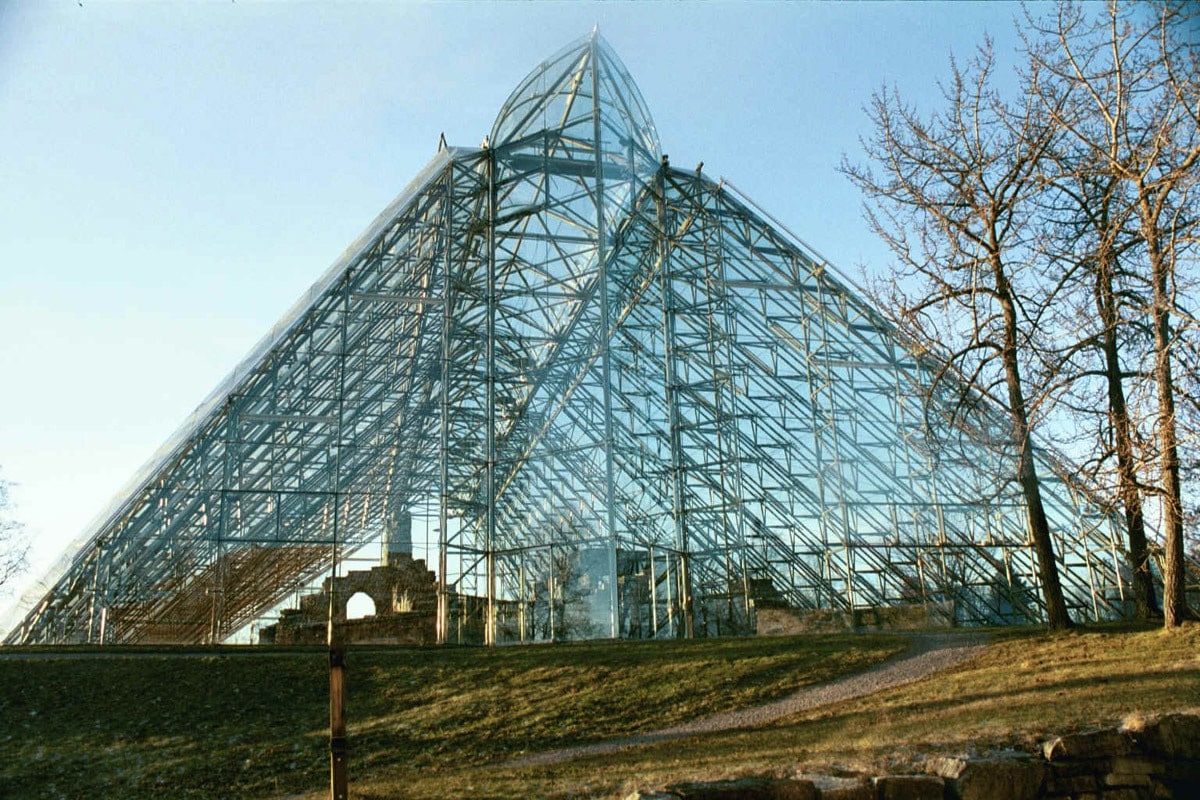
[489,31,660,168]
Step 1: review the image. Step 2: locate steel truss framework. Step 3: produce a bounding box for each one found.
[7,33,1142,646]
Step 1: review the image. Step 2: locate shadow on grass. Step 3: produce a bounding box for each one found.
[0,633,905,800]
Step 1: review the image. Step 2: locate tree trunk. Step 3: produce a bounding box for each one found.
[997,269,1073,629]
[1145,219,1188,627]
[1094,252,1159,619]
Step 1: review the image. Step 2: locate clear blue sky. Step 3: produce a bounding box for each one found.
[0,0,1029,618]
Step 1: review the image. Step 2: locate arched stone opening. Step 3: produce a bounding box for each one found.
[345,591,376,620]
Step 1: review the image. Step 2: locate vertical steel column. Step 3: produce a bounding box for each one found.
[893,348,932,608]
[1110,525,1127,612]
[86,546,103,644]
[590,39,621,638]
[813,276,857,611]
[327,264,353,800]
[484,146,498,647]
[707,182,753,627]
[327,269,354,641]
[648,544,658,636]
[797,272,839,610]
[664,552,675,633]
[1067,485,1102,621]
[437,164,454,644]
[519,554,527,643]
[98,543,114,644]
[548,543,556,641]
[657,169,694,638]
[210,403,238,644]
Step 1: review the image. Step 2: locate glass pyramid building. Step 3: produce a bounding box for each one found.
[6,33,1137,645]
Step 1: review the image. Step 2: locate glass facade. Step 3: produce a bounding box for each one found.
[6,33,1136,645]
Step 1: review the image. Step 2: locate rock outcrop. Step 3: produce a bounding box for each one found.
[623,712,1200,800]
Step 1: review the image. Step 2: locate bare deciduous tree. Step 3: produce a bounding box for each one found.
[1027,0,1199,627]
[842,41,1075,629]
[1032,156,1160,619]
[0,470,30,596]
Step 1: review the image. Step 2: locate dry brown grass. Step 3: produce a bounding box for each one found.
[0,632,901,799]
[5,623,1195,799]
[377,623,1198,800]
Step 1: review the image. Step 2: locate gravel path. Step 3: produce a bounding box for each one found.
[505,631,989,769]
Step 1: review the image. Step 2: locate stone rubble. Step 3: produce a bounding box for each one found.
[622,712,1200,800]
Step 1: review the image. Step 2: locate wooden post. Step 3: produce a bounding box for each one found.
[329,645,348,800]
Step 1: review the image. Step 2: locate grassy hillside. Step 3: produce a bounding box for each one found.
[0,633,902,799]
[382,623,1196,800]
[2,625,1196,799]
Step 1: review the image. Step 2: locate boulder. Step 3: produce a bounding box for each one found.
[819,784,873,800]
[925,756,970,780]
[1097,789,1148,800]
[1138,713,1200,760]
[793,773,872,800]
[927,753,1046,800]
[1044,771,1100,795]
[874,774,946,800]
[1041,728,1135,761]
[667,778,818,800]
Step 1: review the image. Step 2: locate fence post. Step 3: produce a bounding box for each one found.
[329,644,348,800]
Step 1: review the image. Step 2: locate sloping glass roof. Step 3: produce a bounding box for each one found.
[3,32,1155,646]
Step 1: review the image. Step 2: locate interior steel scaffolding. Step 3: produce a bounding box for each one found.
[4,32,1164,645]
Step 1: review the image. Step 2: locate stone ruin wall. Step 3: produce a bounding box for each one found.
[259,511,440,645]
[258,553,439,645]
[627,712,1200,800]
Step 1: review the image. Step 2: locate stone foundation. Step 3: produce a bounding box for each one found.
[756,602,955,635]
[624,712,1200,799]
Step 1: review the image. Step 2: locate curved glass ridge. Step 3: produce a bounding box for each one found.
[490,31,661,174]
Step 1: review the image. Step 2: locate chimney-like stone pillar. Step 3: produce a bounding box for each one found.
[382,509,413,566]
